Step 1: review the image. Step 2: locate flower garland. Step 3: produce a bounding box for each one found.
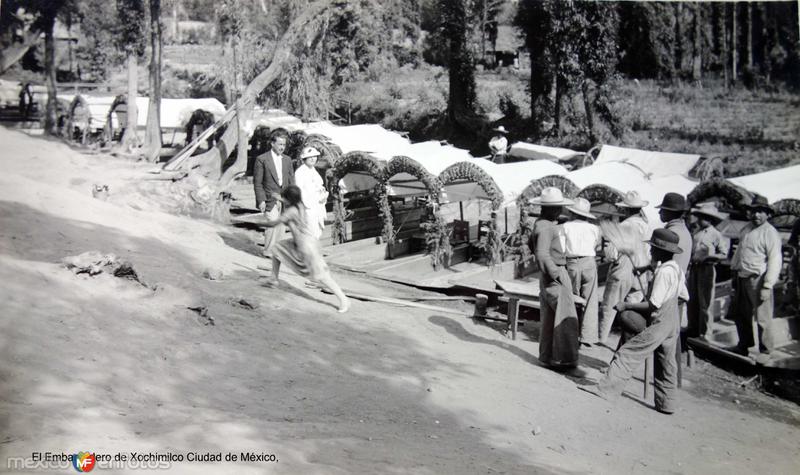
[439,162,504,266]
[577,184,625,208]
[517,175,580,225]
[687,178,754,215]
[327,151,387,244]
[386,155,443,250]
[375,181,394,244]
[771,199,800,218]
[420,206,452,270]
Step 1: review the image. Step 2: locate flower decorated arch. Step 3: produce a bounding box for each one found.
[517,175,580,221]
[771,199,800,218]
[328,151,388,244]
[386,155,441,199]
[438,161,504,209]
[67,95,91,142]
[687,179,755,215]
[577,183,626,206]
[437,161,504,266]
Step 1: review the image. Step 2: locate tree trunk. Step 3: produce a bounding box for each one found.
[761,3,771,83]
[181,0,334,189]
[145,0,163,162]
[691,3,702,80]
[232,38,247,174]
[43,14,58,135]
[722,3,729,86]
[746,2,753,68]
[0,27,42,74]
[673,2,683,78]
[121,53,139,150]
[554,75,563,138]
[172,0,179,42]
[731,1,738,83]
[445,0,475,125]
[581,81,596,142]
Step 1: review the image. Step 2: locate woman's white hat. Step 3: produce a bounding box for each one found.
[300,146,321,160]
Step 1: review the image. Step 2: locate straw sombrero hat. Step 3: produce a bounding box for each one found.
[529,187,574,207]
[567,197,596,220]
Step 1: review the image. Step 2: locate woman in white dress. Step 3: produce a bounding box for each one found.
[294,147,328,240]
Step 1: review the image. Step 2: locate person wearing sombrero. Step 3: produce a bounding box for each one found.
[563,197,602,346]
[687,203,730,340]
[656,192,692,277]
[530,187,580,368]
[580,228,689,414]
[729,195,782,360]
[488,125,509,164]
[598,190,651,345]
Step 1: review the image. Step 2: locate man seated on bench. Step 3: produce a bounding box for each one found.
[579,228,689,415]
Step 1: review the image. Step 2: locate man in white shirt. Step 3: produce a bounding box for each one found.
[729,195,783,359]
[598,190,651,344]
[564,197,602,346]
[488,126,509,164]
[580,228,688,414]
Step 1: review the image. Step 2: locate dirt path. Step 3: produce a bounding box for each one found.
[0,127,798,474]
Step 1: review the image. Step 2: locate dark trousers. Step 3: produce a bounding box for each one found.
[598,307,680,413]
[687,263,715,339]
[732,275,775,352]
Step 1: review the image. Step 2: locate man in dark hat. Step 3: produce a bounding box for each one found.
[579,228,689,414]
[656,192,692,276]
[687,203,730,340]
[729,195,782,360]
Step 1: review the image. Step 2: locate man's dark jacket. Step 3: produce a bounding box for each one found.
[253,151,295,211]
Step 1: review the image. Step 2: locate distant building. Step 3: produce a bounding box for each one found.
[482,25,524,70]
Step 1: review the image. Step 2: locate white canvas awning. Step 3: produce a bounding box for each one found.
[70,95,117,131]
[157,98,226,129]
[103,97,226,130]
[729,164,800,204]
[245,108,305,135]
[567,161,697,226]
[508,142,584,162]
[594,144,702,178]
[304,123,411,155]
[441,158,568,207]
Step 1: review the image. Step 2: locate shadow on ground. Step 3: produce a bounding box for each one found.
[0,201,582,474]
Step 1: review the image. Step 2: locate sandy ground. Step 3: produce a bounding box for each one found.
[0,126,799,474]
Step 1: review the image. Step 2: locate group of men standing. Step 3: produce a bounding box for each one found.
[529,185,784,414]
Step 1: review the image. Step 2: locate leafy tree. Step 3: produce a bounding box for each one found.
[20,0,78,134]
[0,1,43,74]
[516,0,620,141]
[439,0,476,124]
[115,0,147,150]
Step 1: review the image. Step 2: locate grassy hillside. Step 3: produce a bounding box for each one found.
[618,80,800,177]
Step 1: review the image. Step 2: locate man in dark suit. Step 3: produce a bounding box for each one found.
[254,134,295,256]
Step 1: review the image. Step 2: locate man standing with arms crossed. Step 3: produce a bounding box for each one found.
[687,203,729,340]
[254,133,295,257]
[730,195,783,362]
